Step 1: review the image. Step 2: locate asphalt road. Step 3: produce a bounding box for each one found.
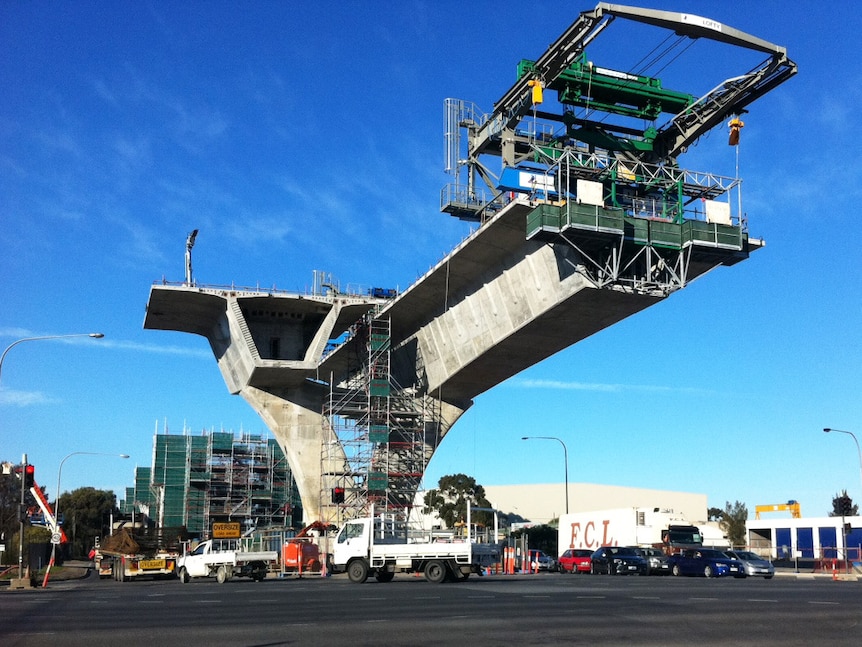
[2,571,860,646]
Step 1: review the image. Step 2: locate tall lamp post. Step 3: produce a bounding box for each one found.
[522,436,569,515]
[0,332,105,383]
[823,428,862,503]
[0,332,104,582]
[45,451,129,587]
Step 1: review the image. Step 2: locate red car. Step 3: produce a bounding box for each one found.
[558,549,592,574]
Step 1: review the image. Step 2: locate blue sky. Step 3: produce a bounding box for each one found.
[2,1,859,522]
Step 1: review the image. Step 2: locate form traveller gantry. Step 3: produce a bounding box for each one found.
[443,2,795,296]
[144,4,795,527]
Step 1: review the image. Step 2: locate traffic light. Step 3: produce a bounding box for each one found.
[332,487,345,504]
[24,464,35,488]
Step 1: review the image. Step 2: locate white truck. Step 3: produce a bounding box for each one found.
[333,514,500,584]
[176,539,279,584]
[558,507,728,556]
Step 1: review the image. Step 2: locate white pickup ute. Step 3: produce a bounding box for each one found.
[176,539,278,584]
[333,515,500,583]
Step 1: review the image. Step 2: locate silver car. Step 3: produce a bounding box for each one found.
[725,550,775,579]
[632,546,671,575]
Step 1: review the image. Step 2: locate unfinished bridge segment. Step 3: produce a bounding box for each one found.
[144,4,795,526]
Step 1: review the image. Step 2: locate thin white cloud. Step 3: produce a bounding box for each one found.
[0,327,36,339]
[222,212,293,248]
[0,387,56,407]
[96,339,211,359]
[516,378,714,396]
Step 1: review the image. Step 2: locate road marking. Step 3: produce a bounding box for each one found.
[808,601,840,606]
[747,599,778,603]
[577,595,606,599]
[688,597,718,602]
[631,596,661,600]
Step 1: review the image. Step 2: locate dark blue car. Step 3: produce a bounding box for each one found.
[668,548,746,578]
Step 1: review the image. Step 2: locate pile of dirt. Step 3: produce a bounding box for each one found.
[101,528,140,554]
[100,526,188,554]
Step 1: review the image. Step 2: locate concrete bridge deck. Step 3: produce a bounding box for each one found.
[144,198,754,523]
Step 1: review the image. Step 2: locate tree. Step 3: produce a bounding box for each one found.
[707,507,723,522]
[57,487,119,558]
[422,474,493,529]
[829,490,858,517]
[718,500,748,547]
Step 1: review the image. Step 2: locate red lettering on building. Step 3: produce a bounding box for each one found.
[584,521,595,547]
[569,522,580,549]
[601,519,616,546]
[570,518,619,549]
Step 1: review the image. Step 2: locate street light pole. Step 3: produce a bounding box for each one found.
[823,428,862,504]
[18,453,27,580]
[44,451,129,588]
[522,436,569,515]
[0,332,104,584]
[0,332,105,383]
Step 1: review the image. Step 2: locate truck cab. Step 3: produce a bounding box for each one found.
[181,540,217,578]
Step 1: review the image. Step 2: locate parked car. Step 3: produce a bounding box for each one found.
[590,546,649,575]
[668,548,746,578]
[558,549,593,574]
[532,550,557,572]
[517,549,556,572]
[631,546,671,575]
[725,550,775,579]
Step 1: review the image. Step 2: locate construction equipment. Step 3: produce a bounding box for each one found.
[96,524,187,582]
[281,520,333,576]
[443,2,797,223]
[755,501,802,519]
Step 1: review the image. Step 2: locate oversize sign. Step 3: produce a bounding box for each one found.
[212,522,241,539]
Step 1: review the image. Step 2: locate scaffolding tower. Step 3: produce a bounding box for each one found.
[322,315,430,525]
[122,428,299,536]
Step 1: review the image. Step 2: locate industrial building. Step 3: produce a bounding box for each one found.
[120,428,301,537]
[483,482,709,527]
[747,516,862,561]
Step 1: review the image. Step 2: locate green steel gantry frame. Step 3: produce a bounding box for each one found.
[442,3,795,297]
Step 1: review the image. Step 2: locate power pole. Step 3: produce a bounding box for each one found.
[17,453,28,586]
